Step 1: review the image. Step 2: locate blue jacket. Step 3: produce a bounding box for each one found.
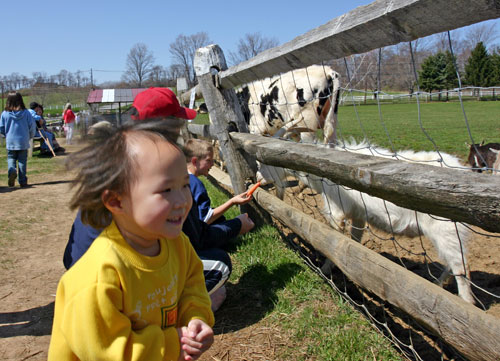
[0,109,35,150]
[28,109,42,127]
[190,174,228,223]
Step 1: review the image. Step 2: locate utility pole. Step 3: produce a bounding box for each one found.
[1,82,4,110]
[90,68,94,89]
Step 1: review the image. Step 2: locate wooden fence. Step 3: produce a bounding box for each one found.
[184,0,500,360]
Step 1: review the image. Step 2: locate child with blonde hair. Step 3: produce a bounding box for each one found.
[49,119,214,360]
[184,138,254,228]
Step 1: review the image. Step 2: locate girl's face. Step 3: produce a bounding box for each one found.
[116,139,192,253]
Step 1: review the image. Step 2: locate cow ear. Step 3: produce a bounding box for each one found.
[480,139,485,146]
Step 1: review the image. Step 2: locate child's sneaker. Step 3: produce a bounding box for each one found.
[210,285,227,312]
[8,172,17,187]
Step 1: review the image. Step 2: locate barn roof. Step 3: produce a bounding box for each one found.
[86,88,148,104]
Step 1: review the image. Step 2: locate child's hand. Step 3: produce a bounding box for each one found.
[237,213,255,235]
[179,319,214,360]
[232,192,254,205]
[177,327,191,361]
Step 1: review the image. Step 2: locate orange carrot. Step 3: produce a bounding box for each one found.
[246,181,261,197]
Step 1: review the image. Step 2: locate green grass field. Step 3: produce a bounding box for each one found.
[337,100,500,159]
[193,99,499,161]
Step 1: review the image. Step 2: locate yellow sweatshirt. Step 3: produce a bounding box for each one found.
[48,221,214,361]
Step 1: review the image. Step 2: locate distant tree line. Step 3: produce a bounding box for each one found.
[0,22,498,95]
[120,31,278,89]
[0,69,92,92]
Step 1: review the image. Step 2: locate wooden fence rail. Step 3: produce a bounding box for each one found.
[187,127,500,234]
[217,0,500,89]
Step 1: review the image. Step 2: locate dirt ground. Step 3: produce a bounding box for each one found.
[1,145,499,360]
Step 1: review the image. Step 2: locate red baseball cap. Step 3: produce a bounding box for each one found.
[131,87,197,121]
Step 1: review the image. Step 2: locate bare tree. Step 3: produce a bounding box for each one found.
[149,65,168,87]
[228,32,279,66]
[122,43,155,87]
[389,39,432,94]
[169,32,212,86]
[464,22,499,50]
[57,70,70,86]
[32,72,48,85]
[166,64,184,80]
[432,31,464,54]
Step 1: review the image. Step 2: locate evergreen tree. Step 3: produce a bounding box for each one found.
[444,51,459,88]
[418,52,447,100]
[490,49,500,100]
[465,42,493,88]
[490,50,500,85]
[443,51,460,100]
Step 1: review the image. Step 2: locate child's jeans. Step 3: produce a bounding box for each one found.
[7,149,28,185]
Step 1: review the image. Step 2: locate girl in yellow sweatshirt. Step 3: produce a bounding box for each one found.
[49,119,214,361]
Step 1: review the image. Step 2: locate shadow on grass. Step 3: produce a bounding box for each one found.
[0,302,54,338]
[213,262,302,334]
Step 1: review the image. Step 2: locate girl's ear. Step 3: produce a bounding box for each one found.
[102,190,123,214]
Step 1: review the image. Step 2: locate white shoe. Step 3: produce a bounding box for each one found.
[210,286,227,312]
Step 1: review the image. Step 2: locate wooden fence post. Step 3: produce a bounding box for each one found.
[193,45,256,200]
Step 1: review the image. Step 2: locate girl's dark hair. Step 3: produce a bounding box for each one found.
[5,91,26,111]
[67,118,184,228]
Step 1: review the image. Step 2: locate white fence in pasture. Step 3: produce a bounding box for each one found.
[339,87,500,104]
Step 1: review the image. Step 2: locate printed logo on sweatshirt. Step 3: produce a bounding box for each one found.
[161,304,178,329]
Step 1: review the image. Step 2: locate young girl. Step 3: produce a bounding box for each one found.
[62,102,75,144]
[48,120,214,361]
[0,91,35,187]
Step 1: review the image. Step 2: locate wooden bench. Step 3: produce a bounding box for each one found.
[28,136,44,157]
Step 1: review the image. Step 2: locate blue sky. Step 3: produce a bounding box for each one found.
[2,0,498,84]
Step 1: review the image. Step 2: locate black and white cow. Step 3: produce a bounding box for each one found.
[236,65,340,144]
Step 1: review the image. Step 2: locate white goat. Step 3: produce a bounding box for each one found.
[258,141,476,304]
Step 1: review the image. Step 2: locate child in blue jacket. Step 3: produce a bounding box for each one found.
[0,91,35,187]
[184,138,254,234]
